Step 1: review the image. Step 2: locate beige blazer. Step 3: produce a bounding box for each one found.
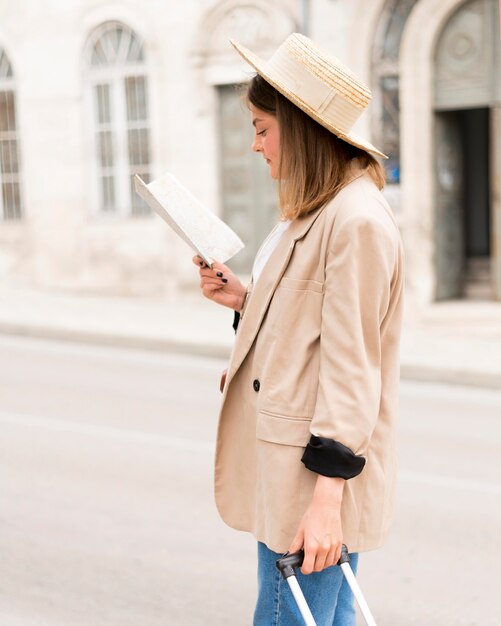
[214,167,405,554]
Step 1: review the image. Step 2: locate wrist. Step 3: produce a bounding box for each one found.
[313,475,345,505]
[236,285,249,312]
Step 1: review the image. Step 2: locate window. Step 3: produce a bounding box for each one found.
[85,22,151,216]
[0,47,22,220]
[372,0,419,186]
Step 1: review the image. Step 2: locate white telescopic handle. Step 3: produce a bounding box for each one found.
[286,577,317,626]
[340,562,377,626]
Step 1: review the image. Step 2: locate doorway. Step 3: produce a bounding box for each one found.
[435,107,491,300]
[461,107,490,298]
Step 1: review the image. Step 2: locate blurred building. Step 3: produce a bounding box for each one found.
[0,0,499,306]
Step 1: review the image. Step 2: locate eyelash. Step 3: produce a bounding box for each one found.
[257,129,267,136]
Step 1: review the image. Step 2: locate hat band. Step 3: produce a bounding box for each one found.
[265,46,363,134]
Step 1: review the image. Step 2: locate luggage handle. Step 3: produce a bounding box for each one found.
[276,545,377,626]
[276,544,350,579]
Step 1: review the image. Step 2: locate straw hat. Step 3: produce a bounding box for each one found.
[230,33,387,159]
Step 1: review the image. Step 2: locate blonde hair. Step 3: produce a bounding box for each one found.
[246,75,386,220]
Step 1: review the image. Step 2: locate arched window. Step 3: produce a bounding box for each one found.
[0,47,22,220]
[85,22,151,216]
[372,0,419,188]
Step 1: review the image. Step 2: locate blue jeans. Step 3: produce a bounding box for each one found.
[254,542,359,626]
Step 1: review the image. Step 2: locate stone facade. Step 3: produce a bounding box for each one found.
[0,0,499,305]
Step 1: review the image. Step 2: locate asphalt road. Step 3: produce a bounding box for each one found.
[0,335,500,625]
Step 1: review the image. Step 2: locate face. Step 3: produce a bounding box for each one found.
[250,104,281,179]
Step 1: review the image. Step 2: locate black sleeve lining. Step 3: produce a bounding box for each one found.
[232,311,241,334]
[301,435,366,479]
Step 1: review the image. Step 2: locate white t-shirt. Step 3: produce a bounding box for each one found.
[252,220,291,283]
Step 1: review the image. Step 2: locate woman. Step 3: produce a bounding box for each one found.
[193,33,404,625]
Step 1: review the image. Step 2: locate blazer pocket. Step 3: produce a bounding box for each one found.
[279,277,324,293]
[257,411,312,447]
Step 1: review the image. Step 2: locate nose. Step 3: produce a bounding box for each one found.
[252,135,261,153]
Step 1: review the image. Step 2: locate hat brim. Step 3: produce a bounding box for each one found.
[230,39,388,160]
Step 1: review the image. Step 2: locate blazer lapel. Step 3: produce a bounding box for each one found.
[226,206,326,384]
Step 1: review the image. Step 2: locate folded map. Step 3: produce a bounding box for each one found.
[134,173,245,267]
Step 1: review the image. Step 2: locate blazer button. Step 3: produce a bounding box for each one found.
[253,379,260,392]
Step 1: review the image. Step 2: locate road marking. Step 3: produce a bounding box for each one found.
[2,411,500,497]
[0,411,215,453]
[400,470,501,496]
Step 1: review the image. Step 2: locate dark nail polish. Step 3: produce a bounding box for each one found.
[222,278,228,284]
[199,261,203,266]
[217,271,223,277]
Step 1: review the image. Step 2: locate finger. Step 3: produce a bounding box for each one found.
[199,267,225,279]
[301,544,316,575]
[326,540,343,569]
[192,255,207,267]
[200,276,229,289]
[202,282,224,294]
[200,278,226,288]
[312,542,330,572]
[211,260,229,273]
[325,545,338,569]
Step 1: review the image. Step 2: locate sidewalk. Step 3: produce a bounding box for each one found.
[1,286,501,389]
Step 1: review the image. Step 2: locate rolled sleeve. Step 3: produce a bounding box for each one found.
[304,213,396,477]
[301,435,366,478]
